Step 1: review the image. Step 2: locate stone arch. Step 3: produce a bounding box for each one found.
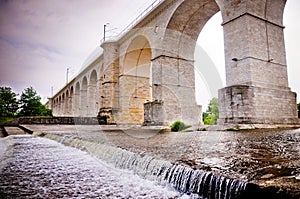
[52,99,55,114]
[74,82,81,116]
[149,0,221,126]
[56,97,60,116]
[62,93,66,116]
[55,98,59,115]
[90,70,98,84]
[122,35,152,76]
[118,35,152,124]
[88,70,98,116]
[81,76,88,116]
[58,95,62,116]
[164,0,220,60]
[69,86,74,116]
[65,90,69,116]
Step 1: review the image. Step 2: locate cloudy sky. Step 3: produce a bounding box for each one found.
[0,0,299,105]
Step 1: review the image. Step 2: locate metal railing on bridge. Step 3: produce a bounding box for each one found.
[100,0,164,44]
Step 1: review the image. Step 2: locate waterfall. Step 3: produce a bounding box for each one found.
[41,133,260,199]
[163,164,250,199]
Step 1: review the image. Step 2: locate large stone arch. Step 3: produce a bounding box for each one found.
[74,82,81,116]
[56,98,59,115]
[69,86,74,116]
[88,70,98,116]
[118,35,152,124]
[122,35,152,76]
[148,0,221,126]
[65,90,69,116]
[62,93,66,116]
[52,98,57,116]
[81,76,88,116]
[58,95,62,116]
[147,0,297,126]
[164,0,220,59]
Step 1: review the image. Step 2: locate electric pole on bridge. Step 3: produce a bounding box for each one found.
[103,23,109,42]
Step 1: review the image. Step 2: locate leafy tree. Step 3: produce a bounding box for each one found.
[18,87,52,116]
[297,103,300,118]
[0,87,19,117]
[202,97,219,125]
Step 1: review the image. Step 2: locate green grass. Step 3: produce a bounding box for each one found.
[0,117,15,125]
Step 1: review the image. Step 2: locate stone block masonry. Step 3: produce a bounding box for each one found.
[48,0,298,127]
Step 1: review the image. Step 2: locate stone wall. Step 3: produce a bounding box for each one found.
[5,117,99,125]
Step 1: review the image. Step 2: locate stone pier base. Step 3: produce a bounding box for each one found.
[218,85,298,125]
[143,100,202,128]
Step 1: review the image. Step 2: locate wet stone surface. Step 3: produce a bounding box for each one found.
[0,135,185,198]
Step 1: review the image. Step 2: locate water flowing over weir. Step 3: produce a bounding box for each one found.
[163,165,254,199]
[43,133,260,199]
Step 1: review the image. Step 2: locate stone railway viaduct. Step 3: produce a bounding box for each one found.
[47,0,298,127]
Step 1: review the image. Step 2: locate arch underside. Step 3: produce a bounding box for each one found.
[164,0,220,60]
[118,35,152,124]
[147,0,220,126]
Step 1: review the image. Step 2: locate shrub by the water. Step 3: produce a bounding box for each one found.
[170,121,191,132]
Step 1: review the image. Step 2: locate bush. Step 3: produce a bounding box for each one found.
[170,120,191,132]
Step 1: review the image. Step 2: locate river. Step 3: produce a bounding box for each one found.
[0,135,186,198]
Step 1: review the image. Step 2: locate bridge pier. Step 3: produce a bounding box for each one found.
[218,0,298,124]
[99,41,120,124]
[218,85,298,124]
[146,55,202,127]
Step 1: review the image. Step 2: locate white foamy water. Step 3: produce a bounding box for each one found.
[0,135,187,198]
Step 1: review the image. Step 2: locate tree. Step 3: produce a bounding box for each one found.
[202,97,219,125]
[0,87,19,117]
[297,103,300,118]
[18,87,52,116]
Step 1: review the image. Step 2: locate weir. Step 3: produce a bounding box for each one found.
[164,165,249,198]
[42,133,263,199]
